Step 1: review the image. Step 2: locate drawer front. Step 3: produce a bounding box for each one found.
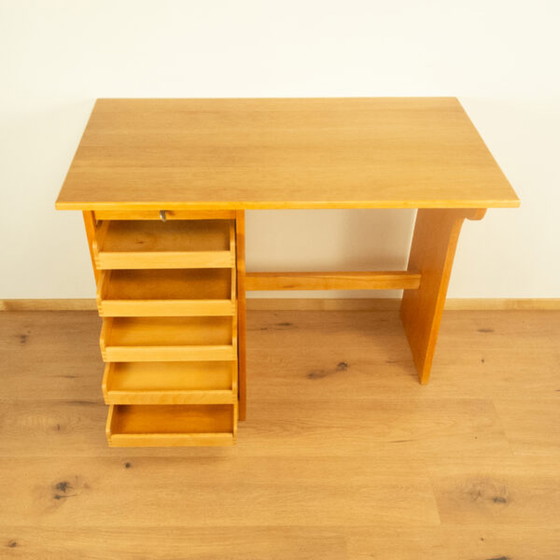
[102,362,237,405]
[103,344,237,362]
[106,403,237,447]
[97,251,235,270]
[94,220,236,270]
[108,433,235,447]
[97,268,237,317]
[100,316,237,362]
[94,210,236,221]
[99,299,236,317]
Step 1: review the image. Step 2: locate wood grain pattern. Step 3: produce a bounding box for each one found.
[56,98,519,210]
[94,209,236,220]
[102,361,236,405]
[97,268,235,317]
[347,526,560,560]
[97,219,233,251]
[236,210,247,420]
[400,209,485,383]
[95,219,235,269]
[1,309,559,558]
[494,398,560,456]
[107,404,236,447]
[431,471,560,525]
[98,250,235,270]
[0,526,347,560]
[245,271,421,291]
[100,316,236,362]
[82,211,100,283]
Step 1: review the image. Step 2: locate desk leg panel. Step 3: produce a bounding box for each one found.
[400,208,485,384]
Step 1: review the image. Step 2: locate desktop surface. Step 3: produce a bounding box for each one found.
[56,97,519,211]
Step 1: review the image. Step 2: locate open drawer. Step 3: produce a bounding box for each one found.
[93,219,235,269]
[106,403,237,447]
[102,361,237,405]
[97,268,236,316]
[100,316,237,362]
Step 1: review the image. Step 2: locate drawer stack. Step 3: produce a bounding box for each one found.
[86,211,240,446]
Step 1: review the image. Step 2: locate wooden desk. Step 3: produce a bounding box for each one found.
[56,98,519,447]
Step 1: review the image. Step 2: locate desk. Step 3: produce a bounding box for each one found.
[56,98,519,446]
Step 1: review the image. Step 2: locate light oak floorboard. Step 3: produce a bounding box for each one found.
[346,526,560,560]
[0,527,347,560]
[1,310,559,559]
[0,457,438,528]
[494,398,560,456]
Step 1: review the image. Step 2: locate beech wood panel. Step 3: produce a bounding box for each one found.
[99,220,233,252]
[107,404,236,447]
[400,208,486,384]
[245,271,421,291]
[104,344,236,363]
[98,250,235,270]
[95,219,235,269]
[94,209,236,220]
[102,361,236,405]
[103,317,233,346]
[98,219,230,252]
[56,98,519,210]
[235,210,247,420]
[97,269,235,317]
[100,316,236,362]
[82,212,100,283]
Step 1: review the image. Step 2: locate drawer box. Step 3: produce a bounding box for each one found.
[103,361,237,405]
[100,316,237,362]
[97,268,236,317]
[107,404,237,447]
[94,219,235,269]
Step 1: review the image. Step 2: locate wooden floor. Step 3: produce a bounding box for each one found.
[1,309,559,559]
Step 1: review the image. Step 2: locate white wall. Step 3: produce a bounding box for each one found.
[1,0,558,299]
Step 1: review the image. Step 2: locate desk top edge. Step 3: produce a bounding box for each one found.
[55,199,520,211]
